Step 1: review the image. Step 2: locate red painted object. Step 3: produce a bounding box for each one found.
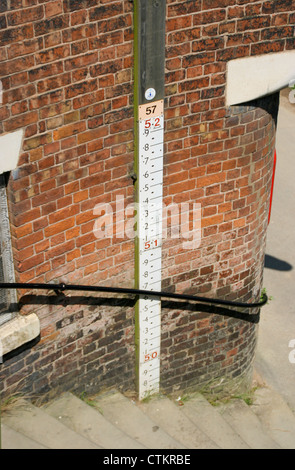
[268,149,277,224]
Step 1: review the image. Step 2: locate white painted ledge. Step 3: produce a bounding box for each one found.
[0,314,40,358]
[0,129,24,175]
[226,50,295,106]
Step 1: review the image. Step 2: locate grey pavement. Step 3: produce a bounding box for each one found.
[255,87,295,411]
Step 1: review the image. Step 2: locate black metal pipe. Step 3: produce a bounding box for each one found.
[0,282,268,310]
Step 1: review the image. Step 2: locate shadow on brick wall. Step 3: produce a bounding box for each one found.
[14,292,260,325]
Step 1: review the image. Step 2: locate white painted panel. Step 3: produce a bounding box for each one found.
[0,313,40,359]
[0,129,24,175]
[226,50,295,106]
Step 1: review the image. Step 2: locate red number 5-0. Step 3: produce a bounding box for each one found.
[144,351,158,362]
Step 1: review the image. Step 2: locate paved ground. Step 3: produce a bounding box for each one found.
[255,87,295,411]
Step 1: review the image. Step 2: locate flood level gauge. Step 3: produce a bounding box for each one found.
[134,0,166,400]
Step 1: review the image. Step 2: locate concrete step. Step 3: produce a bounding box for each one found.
[217,398,281,449]
[178,392,250,449]
[2,385,295,449]
[91,390,186,449]
[250,387,295,449]
[138,394,219,449]
[1,399,99,449]
[43,392,145,449]
[1,423,48,449]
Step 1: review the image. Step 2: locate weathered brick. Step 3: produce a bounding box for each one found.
[36,45,70,65]
[63,0,97,12]
[64,78,97,99]
[34,15,69,37]
[4,111,38,132]
[53,122,86,141]
[89,2,123,22]
[7,6,44,27]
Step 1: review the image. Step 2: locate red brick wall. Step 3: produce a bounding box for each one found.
[161,97,277,394]
[0,0,292,399]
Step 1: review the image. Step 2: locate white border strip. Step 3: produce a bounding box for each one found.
[0,129,24,175]
[226,50,295,106]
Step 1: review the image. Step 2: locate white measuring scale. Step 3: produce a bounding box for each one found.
[136,99,164,400]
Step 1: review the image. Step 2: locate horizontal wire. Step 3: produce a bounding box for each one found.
[0,282,268,310]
